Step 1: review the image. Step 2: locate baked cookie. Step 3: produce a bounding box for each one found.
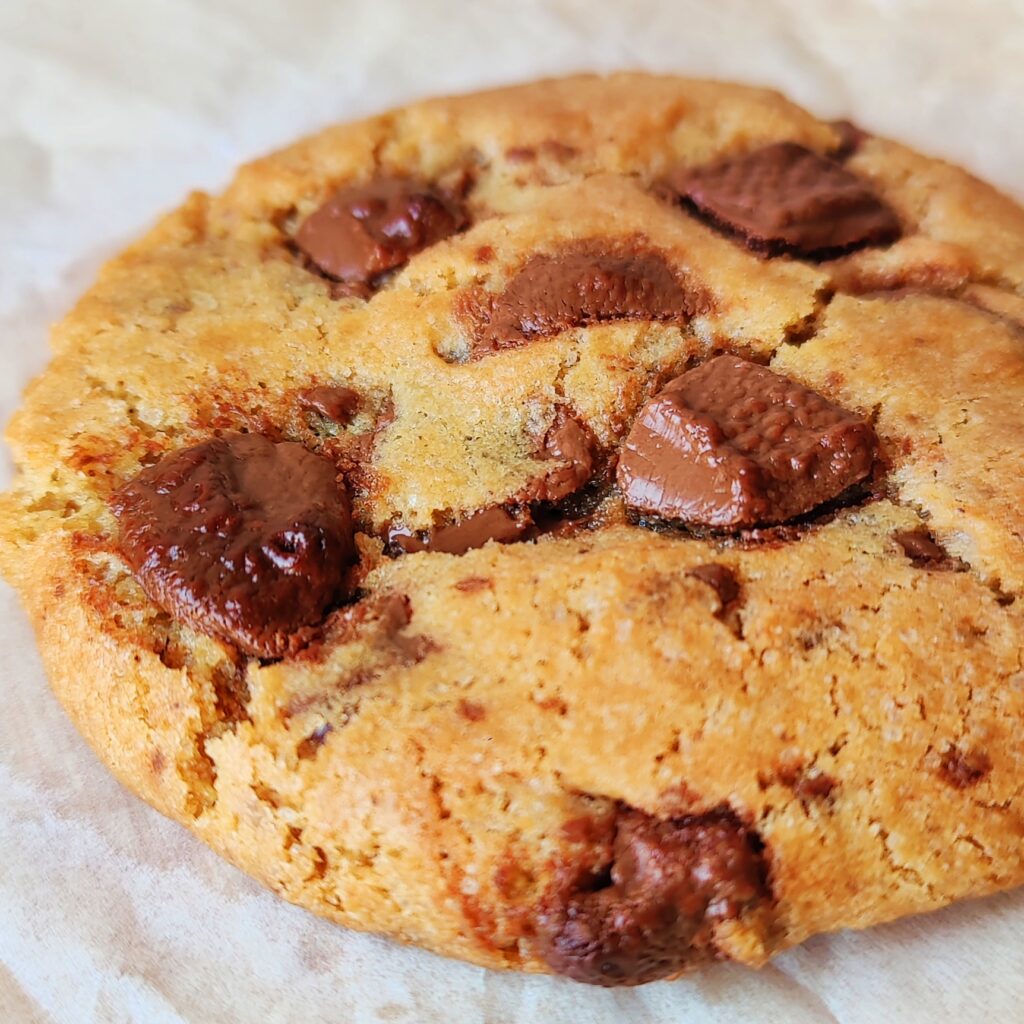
[2,73,1024,986]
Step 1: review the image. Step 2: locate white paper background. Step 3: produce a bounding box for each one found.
[2,2,1023,1021]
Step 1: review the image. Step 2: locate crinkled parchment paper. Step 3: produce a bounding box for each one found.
[2,2,1023,1020]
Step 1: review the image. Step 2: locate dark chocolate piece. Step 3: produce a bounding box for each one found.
[298,385,361,425]
[769,761,839,804]
[112,434,356,658]
[617,355,877,528]
[296,723,333,760]
[829,119,870,160]
[687,563,744,637]
[666,141,900,258]
[524,410,599,503]
[687,563,740,609]
[295,177,465,291]
[894,527,964,571]
[537,807,770,986]
[457,699,486,722]
[791,771,837,803]
[387,506,531,556]
[463,242,705,357]
[938,746,992,788]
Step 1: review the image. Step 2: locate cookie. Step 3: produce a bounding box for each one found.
[2,73,1024,986]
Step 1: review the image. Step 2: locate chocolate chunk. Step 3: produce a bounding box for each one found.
[938,745,992,788]
[296,723,333,760]
[505,146,537,163]
[894,527,963,570]
[525,410,599,503]
[311,592,424,659]
[211,660,250,724]
[454,576,493,592]
[687,563,740,610]
[830,120,870,160]
[532,485,622,539]
[298,385,360,425]
[688,563,743,637]
[537,807,769,986]
[111,434,357,658]
[291,591,439,674]
[505,140,578,164]
[457,699,486,721]
[617,355,877,529]
[792,772,837,803]
[462,242,705,358]
[666,142,900,258]
[387,506,531,556]
[295,177,466,291]
[769,761,839,804]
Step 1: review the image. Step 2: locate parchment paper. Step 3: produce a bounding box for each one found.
[2,2,1023,1021]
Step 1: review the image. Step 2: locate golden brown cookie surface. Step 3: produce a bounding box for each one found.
[2,73,1024,985]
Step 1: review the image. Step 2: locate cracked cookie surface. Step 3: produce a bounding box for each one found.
[2,73,1024,985]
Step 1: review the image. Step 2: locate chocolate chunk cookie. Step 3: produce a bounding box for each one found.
[2,74,1024,987]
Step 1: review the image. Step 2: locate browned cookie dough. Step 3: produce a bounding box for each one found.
[2,74,1024,986]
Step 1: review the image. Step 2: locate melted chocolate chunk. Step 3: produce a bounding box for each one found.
[295,177,466,292]
[531,483,621,539]
[537,807,770,986]
[506,140,579,164]
[454,575,493,592]
[291,591,438,672]
[687,563,744,637]
[792,772,838,803]
[687,563,740,609]
[298,385,361,425]
[387,506,531,556]
[894,527,964,570]
[938,745,992,788]
[617,355,877,529]
[524,410,599,503]
[111,434,357,658]
[666,142,900,258]
[463,242,705,358]
[830,120,870,160]
[211,660,250,724]
[769,761,839,804]
[296,723,333,760]
[457,699,486,722]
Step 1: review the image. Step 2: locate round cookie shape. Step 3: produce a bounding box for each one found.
[2,74,1024,988]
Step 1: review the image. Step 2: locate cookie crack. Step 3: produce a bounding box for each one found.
[408,739,526,967]
[868,818,933,896]
[889,496,1022,602]
[779,284,836,347]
